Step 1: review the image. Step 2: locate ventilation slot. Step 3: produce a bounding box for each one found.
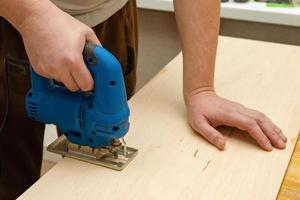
[69,131,82,138]
[94,128,110,134]
[27,101,38,118]
[79,106,85,130]
[28,102,37,106]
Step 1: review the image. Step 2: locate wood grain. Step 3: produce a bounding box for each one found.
[278,135,300,200]
[19,37,300,200]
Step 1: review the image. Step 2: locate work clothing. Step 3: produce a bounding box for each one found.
[52,0,128,27]
[0,0,137,199]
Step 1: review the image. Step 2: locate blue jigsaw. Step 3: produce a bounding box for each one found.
[26,43,137,170]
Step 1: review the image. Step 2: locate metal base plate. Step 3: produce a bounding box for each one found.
[47,135,138,171]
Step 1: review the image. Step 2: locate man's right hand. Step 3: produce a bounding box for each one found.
[16,0,101,91]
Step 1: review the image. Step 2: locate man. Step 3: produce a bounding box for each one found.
[0,0,287,199]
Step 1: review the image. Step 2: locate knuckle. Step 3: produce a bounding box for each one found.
[34,62,46,73]
[42,67,55,78]
[245,119,256,128]
[269,130,278,137]
[273,126,282,133]
[42,61,59,74]
[255,112,266,121]
[258,112,266,118]
[33,66,44,76]
[81,27,92,36]
[69,86,79,92]
[80,82,91,91]
[64,81,78,92]
[82,76,93,88]
[48,64,59,73]
[64,54,80,66]
[272,134,281,143]
[222,111,237,121]
[258,138,270,146]
[222,111,232,119]
[86,27,94,34]
[80,86,89,91]
[212,136,220,144]
[194,117,206,127]
[88,81,94,90]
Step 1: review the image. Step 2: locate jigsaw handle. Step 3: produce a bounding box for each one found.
[83,43,128,114]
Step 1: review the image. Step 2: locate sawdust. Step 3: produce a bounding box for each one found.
[193,149,198,158]
[202,160,211,172]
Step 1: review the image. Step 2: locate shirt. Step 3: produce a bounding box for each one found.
[51,0,128,27]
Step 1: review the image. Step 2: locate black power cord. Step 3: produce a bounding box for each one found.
[0,58,9,138]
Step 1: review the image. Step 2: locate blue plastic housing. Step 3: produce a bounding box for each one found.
[26,44,130,148]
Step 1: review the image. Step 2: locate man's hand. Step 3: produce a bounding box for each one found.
[186,91,287,151]
[16,1,100,91]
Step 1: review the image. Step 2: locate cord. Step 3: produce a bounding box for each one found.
[0,59,9,138]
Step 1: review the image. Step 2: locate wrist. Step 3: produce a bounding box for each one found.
[17,0,59,33]
[2,0,58,33]
[183,86,215,106]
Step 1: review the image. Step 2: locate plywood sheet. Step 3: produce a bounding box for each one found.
[19,36,300,200]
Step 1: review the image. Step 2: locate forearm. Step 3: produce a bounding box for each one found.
[174,0,220,103]
[0,0,58,32]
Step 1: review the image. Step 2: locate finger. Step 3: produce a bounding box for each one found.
[40,69,62,84]
[59,71,80,92]
[257,119,286,148]
[32,66,56,80]
[86,29,101,45]
[192,117,226,150]
[246,109,287,143]
[263,118,287,143]
[71,56,94,91]
[258,121,286,149]
[223,113,273,151]
[279,131,288,143]
[258,119,287,143]
[244,110,286,148]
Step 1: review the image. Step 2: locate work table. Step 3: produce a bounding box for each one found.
[19,36,300,200]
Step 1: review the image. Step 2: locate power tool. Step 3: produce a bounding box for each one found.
[26,43,138,170]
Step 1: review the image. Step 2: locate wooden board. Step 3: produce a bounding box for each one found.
[19,36,300,200]
[278,135,300,200]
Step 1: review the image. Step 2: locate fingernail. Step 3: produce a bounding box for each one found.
[215,138,225,150]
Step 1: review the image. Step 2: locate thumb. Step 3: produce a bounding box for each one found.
[191,117,226,150]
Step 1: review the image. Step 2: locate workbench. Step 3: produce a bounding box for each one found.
[19,37,300,200]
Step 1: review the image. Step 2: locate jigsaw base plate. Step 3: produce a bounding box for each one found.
[47,135,138,171]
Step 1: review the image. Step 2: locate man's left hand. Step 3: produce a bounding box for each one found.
[186,91,287,151]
